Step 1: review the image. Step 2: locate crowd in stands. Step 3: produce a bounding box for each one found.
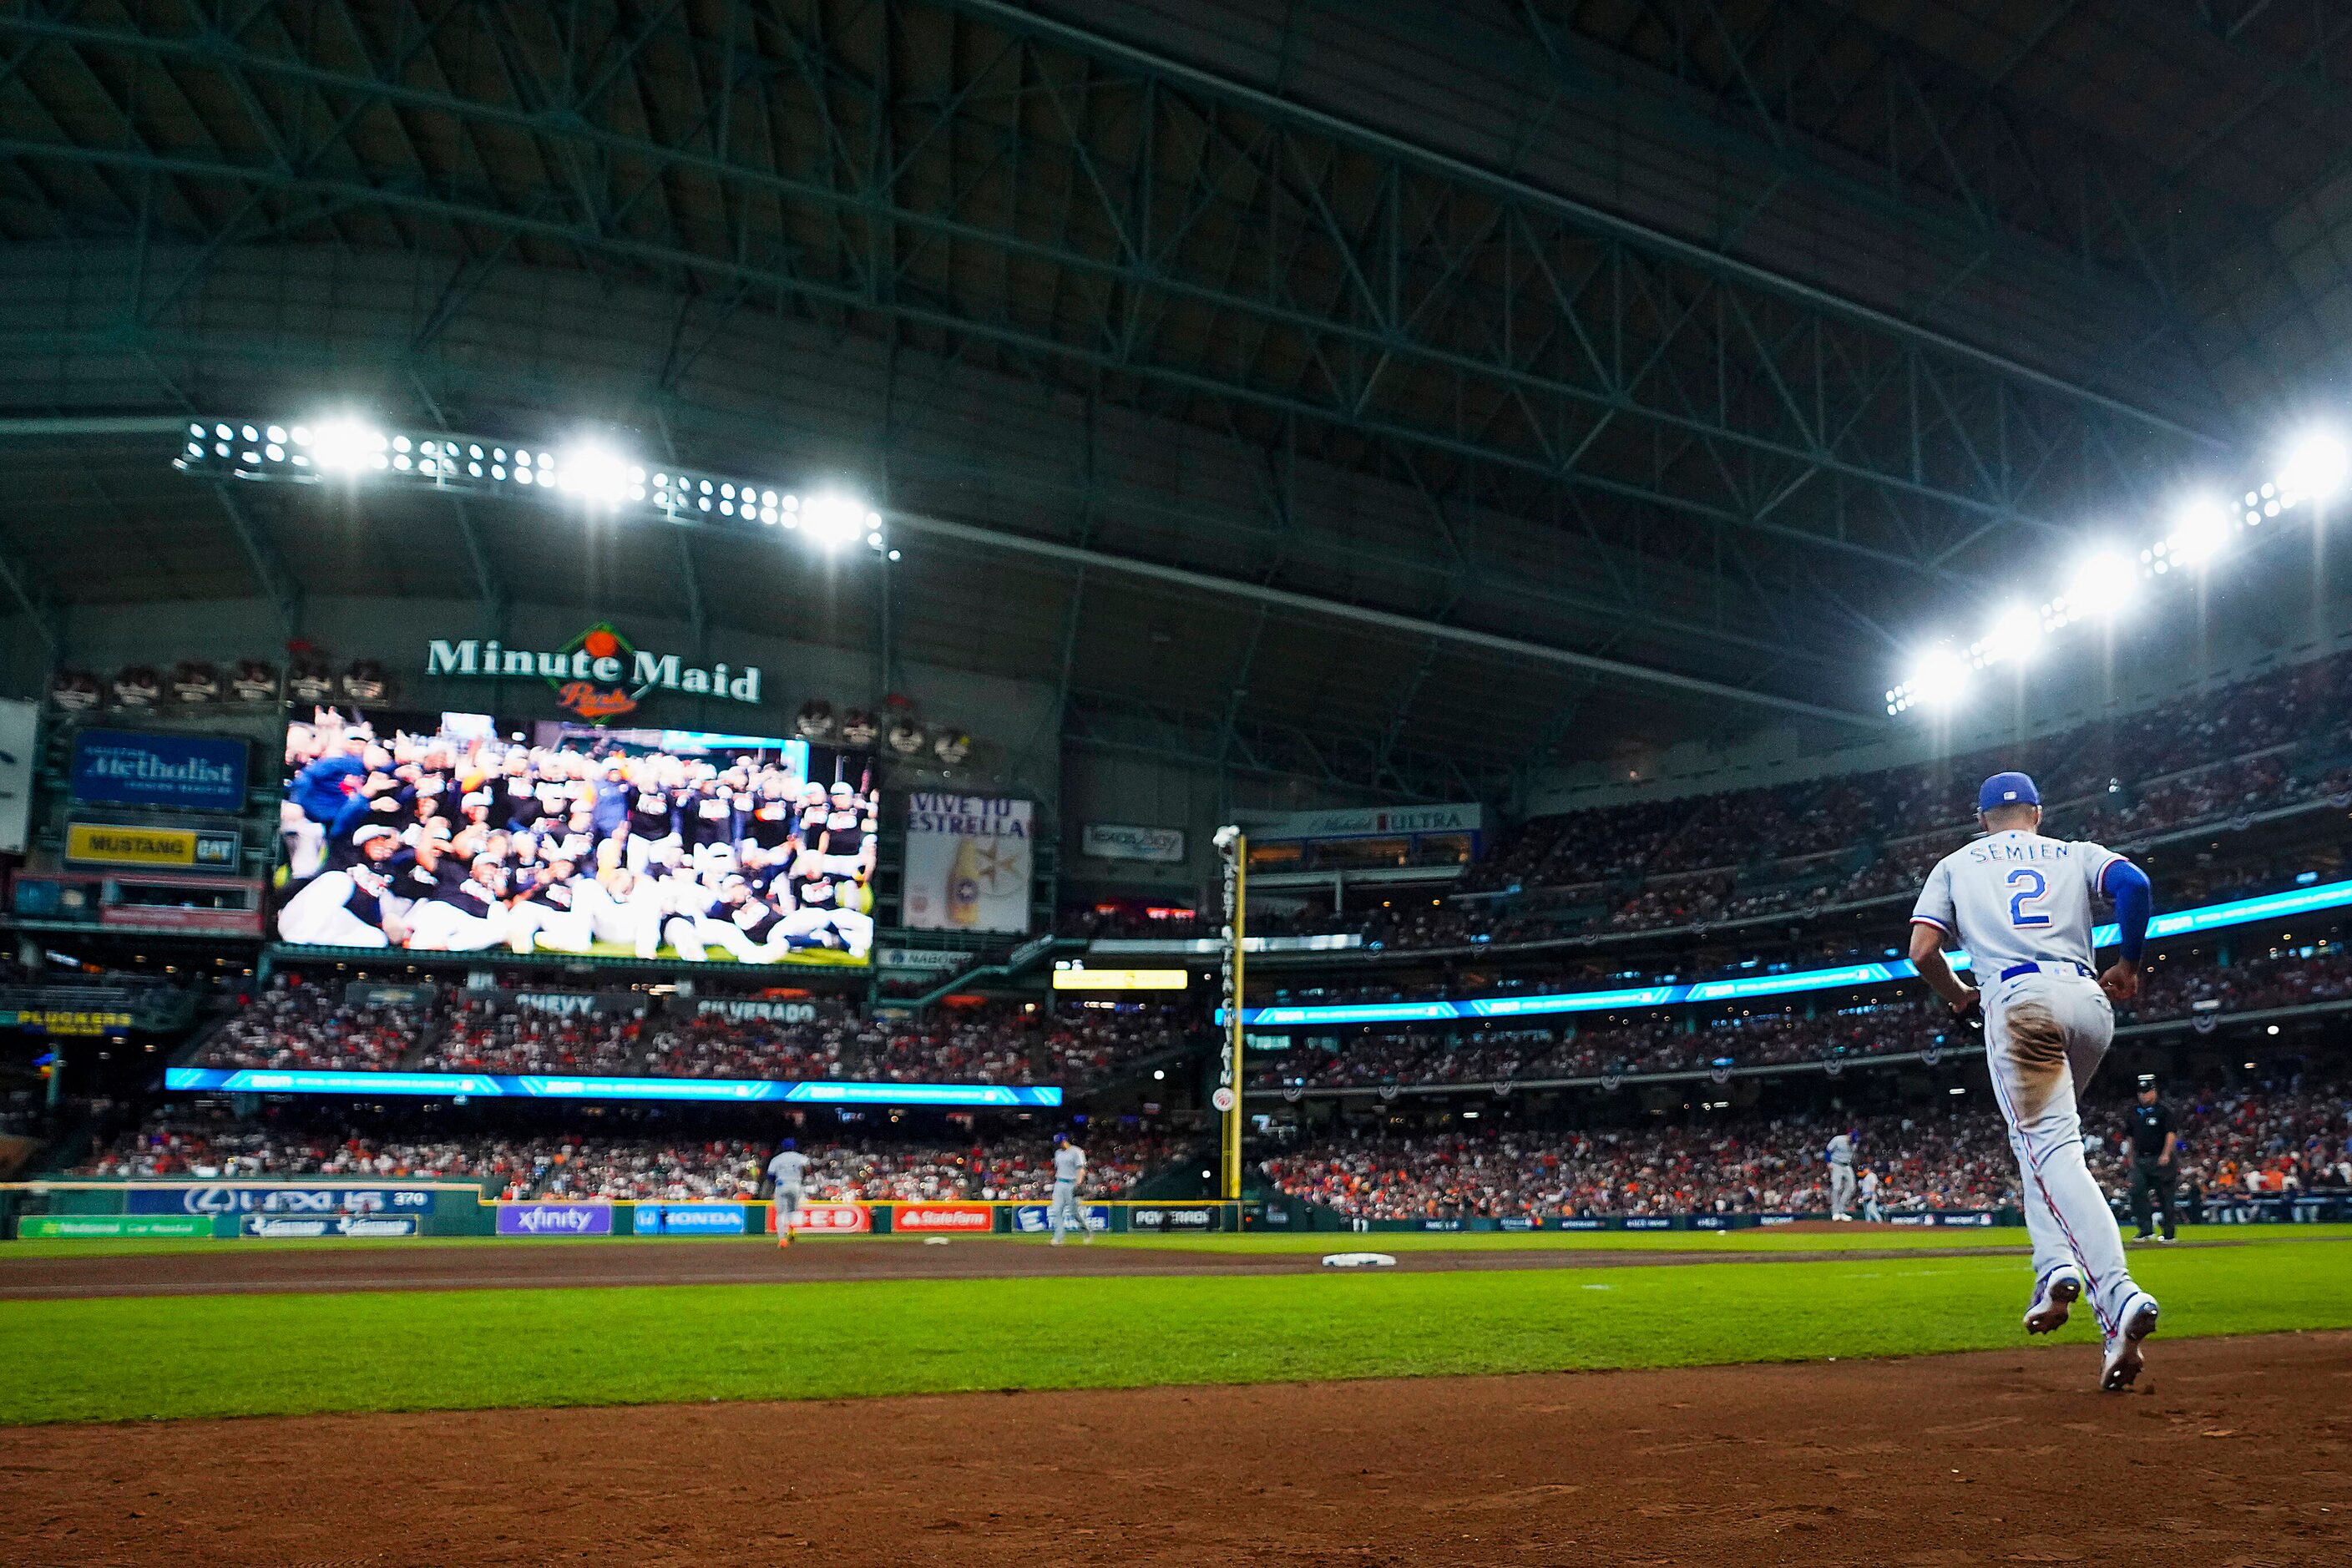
[2096,1077,2352,1198]
[1261,1076,2352,1220]
[72,1105,1181,1203]
[1250,1001,1960,1090]
[1070,647,2352,953]
[2132,944,2352,1019]
[1479,649,2352,897]
[538,1130,1179,1202]
[195,981,1201,1086]
[73,1111,552,1196]
[1262,1108,2023,1219]
[1252,944,2352,1090]
[194,985,426,1072]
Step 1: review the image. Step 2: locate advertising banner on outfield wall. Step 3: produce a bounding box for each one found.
[124,1185,438,1216]
[0,698,34,855]
[771,1201,872,1234]
[497,1202,615,1237]
[241,1213,419,1238]
[901,794,1033,934]
[17,1215,213,1239]
[635,1203,746,1235]
[1011,1203,1110,1235]
[1125,1205,1223,1233]
[893,1201,994,1232]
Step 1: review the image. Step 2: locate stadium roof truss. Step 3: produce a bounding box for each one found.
[1,1,2344,798]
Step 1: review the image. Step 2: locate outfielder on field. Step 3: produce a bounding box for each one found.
[766,1138,809,1248]
[1825,1130,1857,1221]
[1908,771,2159,1391]
[1048,1133,1090,1245]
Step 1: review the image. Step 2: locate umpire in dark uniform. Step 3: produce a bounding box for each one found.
[2127,1074,2179,1243]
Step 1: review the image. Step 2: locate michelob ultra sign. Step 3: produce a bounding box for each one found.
[901,794,1033,934]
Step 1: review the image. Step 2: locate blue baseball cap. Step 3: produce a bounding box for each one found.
[1977,771,2040,812]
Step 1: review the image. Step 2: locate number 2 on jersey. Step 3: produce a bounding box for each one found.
[2006,867,2051,928]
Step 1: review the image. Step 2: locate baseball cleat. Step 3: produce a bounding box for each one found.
[2099,1292,2160,1392]
[2023,1267,2082,1335]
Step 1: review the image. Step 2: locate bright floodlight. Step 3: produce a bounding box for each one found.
[2064,552,2135,618]
[2167,496,2231,568]
[310,418,383,473]
[1906,648,1971,709]
[799,492,874,549]
[558,442,633,506]
[1982,604,2043,664]
[2279,431,2349,505]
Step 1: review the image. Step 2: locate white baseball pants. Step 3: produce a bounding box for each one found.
[1050,1179,1089,1242]
[1982,969,2145,1335]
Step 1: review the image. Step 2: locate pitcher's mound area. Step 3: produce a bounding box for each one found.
[8,1330,2346,1565]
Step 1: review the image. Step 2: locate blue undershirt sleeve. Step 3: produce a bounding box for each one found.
[2104,859,2152,964]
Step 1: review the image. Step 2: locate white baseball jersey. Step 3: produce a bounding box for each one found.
[1859,1170,1879,1197]
[1052,1144,1085,1183]
[1826,1133,1854,1167]
[1909,828,2124,974]
[766,1150,810,1192]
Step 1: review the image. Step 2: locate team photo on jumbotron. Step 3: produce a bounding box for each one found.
[8,4,2352,1565]
[276,706,878,963]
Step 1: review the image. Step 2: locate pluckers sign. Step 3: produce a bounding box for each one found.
[424,624,761,723]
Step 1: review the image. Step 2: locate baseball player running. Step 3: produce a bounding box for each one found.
[1909,771,2159,1390]
[766,1138,809,1248]
[1048,1133,1090,1245]
[1859,1166,1884,1223]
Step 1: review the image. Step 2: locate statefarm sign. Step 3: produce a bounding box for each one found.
[426,623,761,723]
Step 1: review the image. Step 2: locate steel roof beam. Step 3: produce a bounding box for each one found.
[0,13,2185,574]
[886,505,1878,727]
[941,0,2230,451]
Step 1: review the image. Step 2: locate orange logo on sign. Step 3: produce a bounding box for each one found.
[554,680,639,721]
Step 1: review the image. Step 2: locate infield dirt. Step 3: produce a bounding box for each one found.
[8,1329,2346,1565]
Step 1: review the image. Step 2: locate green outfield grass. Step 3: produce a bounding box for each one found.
[8,1222,2349,1262]
[3,1232,2349,1425]
[1109,1222,2352,1254]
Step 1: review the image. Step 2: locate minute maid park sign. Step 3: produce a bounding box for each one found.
[426,623,761,722]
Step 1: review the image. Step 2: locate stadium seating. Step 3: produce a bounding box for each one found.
[194,986,1201,1086]
[1261,1079,2352,1221]
[1072,649,2352,953]
[73,1109,1181,1202]
[1250,946,2352,1090]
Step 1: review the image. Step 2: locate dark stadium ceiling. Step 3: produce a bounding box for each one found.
[2,0,2349,801]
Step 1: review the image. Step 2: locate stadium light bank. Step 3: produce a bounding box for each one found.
[1886,428,2349,717]
[171,418,900,561]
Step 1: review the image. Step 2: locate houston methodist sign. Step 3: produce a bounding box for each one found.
[426,623,760,722]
